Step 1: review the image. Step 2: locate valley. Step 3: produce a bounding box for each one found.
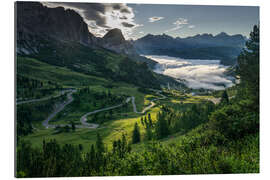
[15,2,259,177]
[17,56,216,151]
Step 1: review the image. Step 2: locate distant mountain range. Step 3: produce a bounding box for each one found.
[134,33,247,65]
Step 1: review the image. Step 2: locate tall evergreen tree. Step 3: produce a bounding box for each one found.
[237,24,259,112]
[148,113,153,127]
[155,112,169,139]
[71,121,76,132]
[96,132,104,154]
[132,122,141,144]
[140,117,144,126]
[221,90,229,105]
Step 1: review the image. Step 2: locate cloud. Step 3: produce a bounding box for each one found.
[173,18,188,26]
[188,25,195,29]
[148,16,164,23]
[42,2,141,38]
[165,18,188,33]
[145,55,234,90]
[122,22,135,28]
[120,8,131,13]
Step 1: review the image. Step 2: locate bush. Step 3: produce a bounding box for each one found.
[209,100,259,139]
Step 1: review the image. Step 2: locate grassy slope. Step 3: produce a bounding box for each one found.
[18,55,158,151]
[132,123,259,173]
[21,89,212,152]
[17,56,108,87]
[22,106,161,152]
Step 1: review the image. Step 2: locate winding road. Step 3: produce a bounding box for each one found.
[39,89,167,129]
[79,90,167,128]
[42,89,77,129]
[16,89,74,105]
[21,87,224,130]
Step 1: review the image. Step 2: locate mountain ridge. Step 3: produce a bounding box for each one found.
[134,32,246,65]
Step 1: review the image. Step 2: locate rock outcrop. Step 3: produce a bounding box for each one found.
[16,2,95,46]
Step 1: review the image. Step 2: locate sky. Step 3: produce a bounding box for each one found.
[42,2,259,40]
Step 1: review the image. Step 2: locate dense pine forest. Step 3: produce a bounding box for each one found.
[16,25,259,177]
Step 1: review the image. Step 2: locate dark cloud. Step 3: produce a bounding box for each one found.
[121,22,135,28]
[119,16,128,20]
[42,2,138,38]
[120,8,131,14]
[112,4,121,10]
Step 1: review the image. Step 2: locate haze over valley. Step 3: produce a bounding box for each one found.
[146,55,234,90]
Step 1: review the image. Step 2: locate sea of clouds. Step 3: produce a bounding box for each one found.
[145,55,234,90]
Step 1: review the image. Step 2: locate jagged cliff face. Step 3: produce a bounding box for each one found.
[100,28,137,55]
[16,2,137,56]
[16,2,95,44]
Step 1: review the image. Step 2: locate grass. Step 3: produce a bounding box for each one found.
[22,105,161,153]
[17,56,108,87]
[20,82,216,154]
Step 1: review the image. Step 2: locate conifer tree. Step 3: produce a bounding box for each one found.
[221,90,229,104]
[140,117,144,126]
[237,24,259,112]
[96,132,104,154]
[148,113,153,127]
[155,112,169,139]
[132,122,141,144]
[71,121,76,132]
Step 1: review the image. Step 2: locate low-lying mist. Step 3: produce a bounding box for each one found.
[146,55,234,90]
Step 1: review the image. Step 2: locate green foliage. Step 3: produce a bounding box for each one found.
[220,90,229,105]
[132,122,141,144]
[236,25,259,112]
[16,130,259,177]
[152,103,215,139]
[17,94,66,136]
[209,25,259,140]
[71,121,76,132]
[96,132,105,154]
[118,59,159,88]
[209,99,259,139]
[155,111,169,139]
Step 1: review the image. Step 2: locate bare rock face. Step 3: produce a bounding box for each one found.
[101,28,137,55]
[103,28,126,45]
[16,2,96,54]
[16,2,137,56]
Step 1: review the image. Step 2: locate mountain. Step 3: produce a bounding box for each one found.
[16,2,97,54]
[100,28,137,55]
[16,2,157,68]
[134,32,246,65]
[15,2,181,88]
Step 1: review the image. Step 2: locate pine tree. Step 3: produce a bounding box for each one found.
[71,121,76,132]
[146,126,153,140]
[221,90,229,105]
[148,113,153,127]
[132,122,141,144]
[155,112,169,139]
[140,117,144,126]
[96,132,104,154]
[237,24,259,112]
[144,116,148,128]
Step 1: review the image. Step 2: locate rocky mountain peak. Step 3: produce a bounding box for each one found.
[103,28,126,45]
